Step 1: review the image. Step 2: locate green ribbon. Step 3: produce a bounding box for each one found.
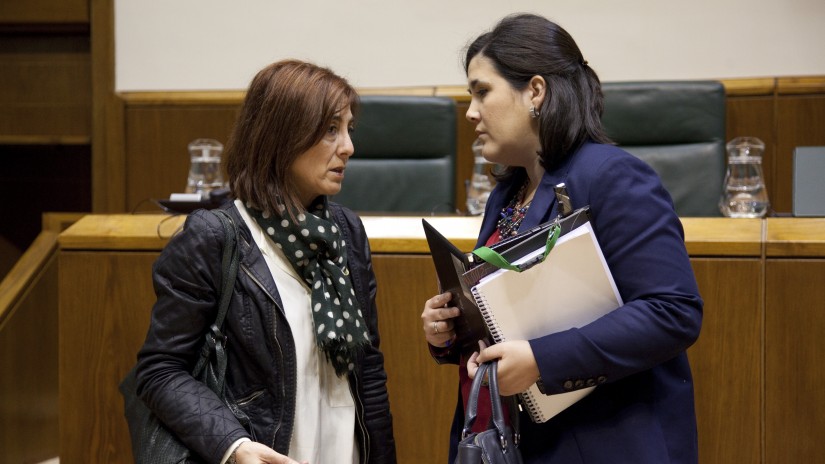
[473,224,560,272]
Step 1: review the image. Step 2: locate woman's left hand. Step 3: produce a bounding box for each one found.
[467,340,540,396]
[421,292,460,348]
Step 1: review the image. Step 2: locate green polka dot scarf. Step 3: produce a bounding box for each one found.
[246,198,369,377]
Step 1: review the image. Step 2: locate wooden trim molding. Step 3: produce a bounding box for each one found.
[765,217,825,257]
[0,230,58,330]
[114,76,825,108]
[58,214,763,256]
[719,77,777,97]
[776,76,825,95]
[1,212,82,331]
[0,135,90,145]
[119,90,247,106]
[91,0,122,212]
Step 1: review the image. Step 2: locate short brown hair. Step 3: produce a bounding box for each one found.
[224,59,359,215]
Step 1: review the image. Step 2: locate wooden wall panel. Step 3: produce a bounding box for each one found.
[765,259,825,463]
[90,0,121,212]
[112,78,825,217]
[688,258,763,464]
[0,250,59,464]
[372,255,455,464]
[122,95,477,216]
[726,96,777,212]
[56,244,454,464]
[0,0,88,24]
[0,35,91,140]
[454,100,475,213]
[54,214,825,463]
[376,255,768,464]
[58,251,158,464]
[55,248,455,464]
[775,95,825,213]
[124,106,239,211]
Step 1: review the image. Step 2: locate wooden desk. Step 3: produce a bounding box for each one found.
[764,218,825,463]
[683,219,763,464]
[57,215,824,464]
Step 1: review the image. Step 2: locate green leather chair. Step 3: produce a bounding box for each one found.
[602,81,727,217]
[332,95,456,213]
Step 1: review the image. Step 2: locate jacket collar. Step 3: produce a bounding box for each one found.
[226,202,284,308]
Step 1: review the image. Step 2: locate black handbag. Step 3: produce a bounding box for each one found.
[456,360,524,464]
[119,209,243,464]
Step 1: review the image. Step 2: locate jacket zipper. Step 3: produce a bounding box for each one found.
[235,389,265,406]
[350,372,370,464]
[241,265,289,451]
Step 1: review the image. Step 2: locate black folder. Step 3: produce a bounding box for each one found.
[422,219,490,351]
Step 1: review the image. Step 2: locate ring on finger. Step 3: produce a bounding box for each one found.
[432,320,439,334]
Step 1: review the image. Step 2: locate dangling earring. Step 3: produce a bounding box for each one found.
[529,106,541,119]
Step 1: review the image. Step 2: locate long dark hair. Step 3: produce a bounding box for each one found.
[464,13,611,175]
[224,59,359,215]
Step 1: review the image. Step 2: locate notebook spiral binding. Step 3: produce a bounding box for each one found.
[473,291,506,344]
[472,287,546,423]
[518,392,546,423]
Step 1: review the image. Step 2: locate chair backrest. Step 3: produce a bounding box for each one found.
[601,81,726,217]
[332,95,456,213]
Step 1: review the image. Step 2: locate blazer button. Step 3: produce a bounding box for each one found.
[563,380,574,390]
[574,379,584,388]
[597,376,607,384]
[586,378,596,387]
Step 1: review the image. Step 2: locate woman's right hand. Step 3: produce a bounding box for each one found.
[234,441,309,464]
[421,292,461,348]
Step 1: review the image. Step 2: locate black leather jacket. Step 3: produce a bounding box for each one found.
[135,202,396,464]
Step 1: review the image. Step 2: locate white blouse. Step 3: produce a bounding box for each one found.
[232,200,359,464]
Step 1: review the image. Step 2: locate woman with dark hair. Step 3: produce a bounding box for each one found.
[135,59,396,464]
[421,14,702,463]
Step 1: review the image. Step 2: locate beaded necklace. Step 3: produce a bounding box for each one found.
[496,181,532,237]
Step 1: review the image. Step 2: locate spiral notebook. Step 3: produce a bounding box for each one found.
[470,221,623,423]
[422,207,591,351]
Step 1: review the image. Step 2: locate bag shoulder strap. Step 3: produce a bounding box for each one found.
[211,209,240,328]
[192,208,240,380]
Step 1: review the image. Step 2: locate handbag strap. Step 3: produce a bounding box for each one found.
[461,361,490,439]
[486,360,507,436]
[461,360,521,448]
[505,395,521,446]
[486,360,521,449]
[192,208,240,392]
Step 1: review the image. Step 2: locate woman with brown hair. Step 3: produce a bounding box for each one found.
[135,59,397,464]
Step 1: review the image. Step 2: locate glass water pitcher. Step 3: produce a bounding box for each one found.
[185,138,225,195]
[719,136,770,218]
[466,139,494,216]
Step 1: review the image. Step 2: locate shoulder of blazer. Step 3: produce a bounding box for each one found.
[328,202,367,248]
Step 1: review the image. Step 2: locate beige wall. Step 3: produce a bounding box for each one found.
[114,0,825,91]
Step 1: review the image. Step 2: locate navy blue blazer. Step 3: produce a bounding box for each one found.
[448,142,703,463]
